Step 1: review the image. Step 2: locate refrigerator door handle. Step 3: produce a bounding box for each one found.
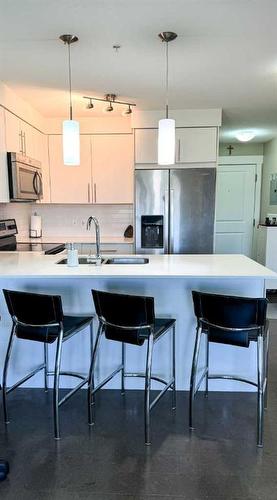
[169,189,174,253]
[164,189,169,253]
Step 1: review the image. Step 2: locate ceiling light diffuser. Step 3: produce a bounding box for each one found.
[235,131,256,142]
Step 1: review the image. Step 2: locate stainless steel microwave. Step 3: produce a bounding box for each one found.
[7,152,43,201]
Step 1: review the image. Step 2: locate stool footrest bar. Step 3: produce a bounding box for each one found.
[124,372,169,385]
[208,374,258,387]
[47,371,87,381]
[58,378,88,407]
[92,365,123,394]
[150,378,174,411]
[6,363,45,394]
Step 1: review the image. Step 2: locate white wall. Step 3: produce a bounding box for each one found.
[219,143,264,156]
[0,203,133,240]
[261,138,277,221]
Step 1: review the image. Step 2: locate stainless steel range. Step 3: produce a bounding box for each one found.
[0,219,65,254]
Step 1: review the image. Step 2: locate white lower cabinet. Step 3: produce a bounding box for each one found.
[74,243,134,255]
[49,135,92,203]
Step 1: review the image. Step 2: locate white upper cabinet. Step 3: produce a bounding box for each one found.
[135,127,218,165]
[49,135,92,204]
[4,110,21,153]
[175,127,218,163]
[0,107,9,202]
[91,134,134,204]
[135,129,158,164]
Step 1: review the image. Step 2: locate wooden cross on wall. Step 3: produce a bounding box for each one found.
[227,145,234,156]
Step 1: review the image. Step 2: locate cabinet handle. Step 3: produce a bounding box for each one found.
[178,138,181,162]
[94,183,97,203]
[19,131,23,153]
[88,183,91,203]
[22,132,26,155]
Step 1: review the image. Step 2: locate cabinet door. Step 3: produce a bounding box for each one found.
[49,135,92,203]
[4,110,22,153]
[0,107,9,202]
[92,134,133,204]
[37,134,51,203]
[135,129,157,164]
[176,127,217,163]
[21,121,37,158]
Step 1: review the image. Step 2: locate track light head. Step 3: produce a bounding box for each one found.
[103,102,113,113]
[86,100,94,109]
[122,105,132,116]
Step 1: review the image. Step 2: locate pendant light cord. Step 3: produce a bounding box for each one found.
[165,41,169,119]
[67,42,73,120]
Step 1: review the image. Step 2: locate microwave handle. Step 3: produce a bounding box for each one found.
[33,172,39,196]
[37,173,43,197]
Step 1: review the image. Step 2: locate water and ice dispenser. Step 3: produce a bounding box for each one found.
[141,215,164,249]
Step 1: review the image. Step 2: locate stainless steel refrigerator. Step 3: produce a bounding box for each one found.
[135,168,216,254]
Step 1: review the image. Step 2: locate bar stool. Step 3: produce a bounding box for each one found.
[2,289,94,439]
[88,289,176,445]
[189,291,269,447]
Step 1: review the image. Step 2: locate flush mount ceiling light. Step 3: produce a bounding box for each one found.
[235,130,256,142]
[158,31,177,166]
[83,93,136,115]
[59,34,80,166]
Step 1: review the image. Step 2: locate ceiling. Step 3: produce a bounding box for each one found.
[1,0,277,143]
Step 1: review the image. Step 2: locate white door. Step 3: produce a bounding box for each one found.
[215,165,257,257]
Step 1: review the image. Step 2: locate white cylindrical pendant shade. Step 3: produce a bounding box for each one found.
[158,118,175,165]
[62,120,80,166]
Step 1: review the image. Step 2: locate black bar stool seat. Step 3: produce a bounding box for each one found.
[2,289,94,439]
[189,290,269,447]
[16,314,93,344]
[88,289,176,444]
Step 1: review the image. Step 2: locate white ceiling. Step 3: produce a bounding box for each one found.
[1,0,277,142]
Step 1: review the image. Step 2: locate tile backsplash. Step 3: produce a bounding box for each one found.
[0,203,133,239]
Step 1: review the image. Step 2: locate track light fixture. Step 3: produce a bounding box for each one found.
[83,94,136,115]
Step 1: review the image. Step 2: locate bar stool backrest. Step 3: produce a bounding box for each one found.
[3,289,63,342]
[92,289,155,345]
[192,291,267,347]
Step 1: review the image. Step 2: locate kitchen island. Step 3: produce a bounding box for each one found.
[0,253,275,392]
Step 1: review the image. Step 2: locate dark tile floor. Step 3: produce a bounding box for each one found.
[1,322,277,500]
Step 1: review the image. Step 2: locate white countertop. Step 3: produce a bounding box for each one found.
[18,235,133,245]
[0,253,275,280]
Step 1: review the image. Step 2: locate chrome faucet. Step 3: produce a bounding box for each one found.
[86,216,102,265]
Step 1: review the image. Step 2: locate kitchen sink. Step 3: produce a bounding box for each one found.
[56,257,106,265]
[56,257,149,265]
[104,257,149,265]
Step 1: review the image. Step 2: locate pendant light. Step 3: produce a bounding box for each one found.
[158,32,177,166]
[59,34,80,166]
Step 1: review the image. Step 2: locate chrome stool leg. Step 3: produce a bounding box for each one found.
[264,326,270,410]
[205,335,209,398]
[172,324,176,410]
[88,324,103,426]
[257,333,265,447]
[121,342,125,395]
[44,343,49,392]
[53,328,63,440]
[189,325,202,430]
[2,325,16,424]
[144,331,154,445]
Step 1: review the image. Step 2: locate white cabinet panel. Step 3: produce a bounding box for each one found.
[135,129,157,164]
[176,127,217,163]
[92,134,133,204]
[0,107,9,202]
[49,135,92,204]
[135,127,218,165]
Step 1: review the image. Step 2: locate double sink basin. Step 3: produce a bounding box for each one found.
[57,257,149,265]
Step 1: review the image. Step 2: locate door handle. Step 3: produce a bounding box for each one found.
[88,183,91,203]
[94,183,97,203]
[169,189,174,253]
[164,190,169,253]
